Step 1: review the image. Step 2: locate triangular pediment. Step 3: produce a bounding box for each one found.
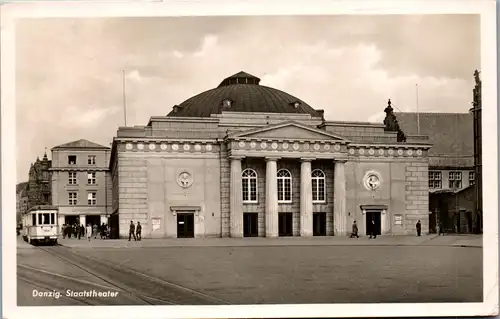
[230,121,348,141]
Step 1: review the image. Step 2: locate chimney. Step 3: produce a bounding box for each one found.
[172,105,179,113]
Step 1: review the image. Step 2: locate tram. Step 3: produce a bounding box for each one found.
[21,205,59,245]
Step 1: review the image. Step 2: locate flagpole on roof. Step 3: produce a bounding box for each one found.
[416,83,420,135]
[122,70,127,127]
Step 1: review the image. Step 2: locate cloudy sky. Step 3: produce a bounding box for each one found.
[15,14,480,182]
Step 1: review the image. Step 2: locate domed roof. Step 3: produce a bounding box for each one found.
[167,71,322,118]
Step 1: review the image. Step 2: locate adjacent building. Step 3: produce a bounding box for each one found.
[16,182,29,224]
[50,139,112,228]
[26,152,52,209]
[109,71,432,239]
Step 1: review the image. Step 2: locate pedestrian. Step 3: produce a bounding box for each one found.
[100,223,106,239]
[369,220,377,239]
[86,223,92,241]
[136,222,142,241]
[129,221,136,241]
[416,220,422,236]
[77,224,82,240]
[349,221,359,238]
[92,224,98,239]
[62,224,66,239]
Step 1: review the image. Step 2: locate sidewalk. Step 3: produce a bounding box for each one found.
[56,234,483,249]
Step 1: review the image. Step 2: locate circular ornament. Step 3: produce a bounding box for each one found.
[324,144,331,151]
[260,142,268,149]
[177,171,194,188]
[206,144,213,151]
[349,148,355,155]
[407,149,413,156]
[172,144,179,151]
[368,148,375,155]
[250,142,257,149]
[363,171,382,191]
[160,144,168,150]
[359,148,365,155]
[293,143,300,150]
[397,149,404,156]
[313,144,320,150]
[388,149,394,155]
[137,143,144,150]
[303,143,310,150]
[416,149,423,156]
[183,144,190,151]
[334,144,341,151]
[238,141,246,148]
[378,149,385,155]
[271,142,278,150]
[282,142,289,150]
[194,144,201,151]
[125,143,133,150]
[149,143,156,151]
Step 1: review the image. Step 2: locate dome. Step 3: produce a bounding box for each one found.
[167,71,322,118]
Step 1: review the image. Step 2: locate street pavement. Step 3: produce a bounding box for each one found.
[17,234,483,305]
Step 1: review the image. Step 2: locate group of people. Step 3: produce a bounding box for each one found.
[61,223,109,241]
[349,220,423,238]
[128,221,142,241]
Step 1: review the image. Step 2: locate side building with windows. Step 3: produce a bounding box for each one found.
[109,71,432,239]
[50,139,112,228]
[396,111,476,233]
[26,152,52,209]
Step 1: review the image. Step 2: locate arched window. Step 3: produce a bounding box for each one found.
[277,169,292,203]
[312,169,326,203]
[242,169,258,203]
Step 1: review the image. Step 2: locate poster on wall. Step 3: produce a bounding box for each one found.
[152,218,161,231]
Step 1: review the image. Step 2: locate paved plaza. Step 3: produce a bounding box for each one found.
[17,235,482,305]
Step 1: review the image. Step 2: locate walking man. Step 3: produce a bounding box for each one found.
[416,220,422,236]
[136,222,142,241]
[129,221,136,241]
[86,223,92,241]
[349,221,359,238]
[369,220,377,239]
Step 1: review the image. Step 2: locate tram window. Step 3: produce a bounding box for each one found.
[32,214,36,226]
[43,213,51,225]
[38,213,42,225]
[51,213,55,224]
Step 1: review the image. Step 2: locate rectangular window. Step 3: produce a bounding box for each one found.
[42,213,51,225]
[88,192,97,206]
[68,172,77,185]
[87,172,96,184]
[448,171,462,189]
[312,179,326,202]
[278,179,292,202]
[68,155,77,165]
[69,192,77,206]
[38,213,43,225]
[428,171,442,189]
[395,215,403,226]
[242,178,257,203]
[469,171,475,185]
[88,155,96,165]
[50,213,55,224]
[32,214,36,226]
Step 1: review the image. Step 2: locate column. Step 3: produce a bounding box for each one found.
[79,214,86,227]
[381,209,387,235]
[300,159,314,236]
[265,157,279,237]
[333,160,347,236]
[230,156,244,237]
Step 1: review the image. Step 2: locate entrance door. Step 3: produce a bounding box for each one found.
[429,211,437,234]
[278,213,293,237]
[313,212,327,236]
[177,213,194,238]
[87,215,101,227]
[65,215,78,225]
[365,211,381,235]
[109,212,119,239]
[243,213,258,237]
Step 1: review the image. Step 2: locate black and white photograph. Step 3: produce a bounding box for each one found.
[1,1,498,318]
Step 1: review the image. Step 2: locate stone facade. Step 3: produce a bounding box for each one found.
[26,153,52,209]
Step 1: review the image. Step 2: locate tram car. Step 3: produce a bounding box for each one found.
[21,205,59,245]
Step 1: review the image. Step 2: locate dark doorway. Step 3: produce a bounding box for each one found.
[429,211,437,234]
[177,213,194,238]
[365,211,381,235]
[278,212,293,237]
[86,215,101,227]
[467,211,473,233]
[65,215,78,225]
[109,212,119,239]
[243,213,258,237]
[313,212,327,236]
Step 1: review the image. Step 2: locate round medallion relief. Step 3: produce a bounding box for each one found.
[149,143,156,151]
[160,143,168,150]
[177,171,194,188]
[303,143,310,150]
[282,142,289,150]
[378,149,385,155]
[292,143,300,150]
[194,144,202,151]
[183,144,190,151]
[250,141,256,149]
[137,143,144,150]
[407,149,413,156]
[397,149,404,156]
[324,144,331,151]
[172,144,179,151]
[416,149,423,156]
[271,142,278,150]
[206,144,213,151]
[238,141,246,148]
[349,148,355,155]
[334,144,341,151]
[313,144,320,151]
[359,148,365,155]
[368,148,375,155]
[260,142,268,149]
[125,143,133,150]
[388,149,394,155]
[363,171,382,191]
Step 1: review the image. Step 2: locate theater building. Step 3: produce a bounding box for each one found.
[109,71,432,239]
